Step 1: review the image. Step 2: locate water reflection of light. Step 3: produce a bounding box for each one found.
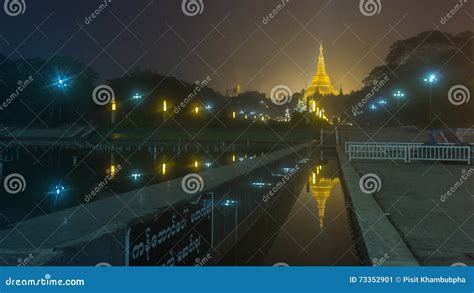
[223,199,237,207]
[162,163,167,175]
[309,165,340,230]
[194,161,199,168]
[205,162,212,168]
[232,155,236,162]
[251,182,272,188]
[131,173,142,181]
[50,185,66,202]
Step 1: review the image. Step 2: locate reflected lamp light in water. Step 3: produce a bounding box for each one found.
[251,182,272,188]
[132,93,143,100]
[49,185,67,202]
[223,199,237,207]
[131,173,142,181]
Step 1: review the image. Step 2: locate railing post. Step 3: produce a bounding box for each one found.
[405,145,409,163]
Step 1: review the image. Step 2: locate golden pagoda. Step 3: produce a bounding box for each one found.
[309,168,340,230]
[305,43,339,98]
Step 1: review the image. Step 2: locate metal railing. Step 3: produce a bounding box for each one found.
[346,142,471,164]
[456,128,474,143]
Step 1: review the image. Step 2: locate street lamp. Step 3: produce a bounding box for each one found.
[424,73,439,121]
[393,90,406,123]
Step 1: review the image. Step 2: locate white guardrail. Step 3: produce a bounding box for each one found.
[456,128,474,143]
[345,142,471,164]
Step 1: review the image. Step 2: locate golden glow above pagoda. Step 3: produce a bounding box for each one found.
[309,167,340,230]
[305,43,339,97]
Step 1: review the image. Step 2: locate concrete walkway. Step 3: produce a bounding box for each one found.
[351,161,473,266]
[337,147,419,266]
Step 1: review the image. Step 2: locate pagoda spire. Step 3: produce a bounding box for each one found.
[302,42,339,99]
[316,42,328,77]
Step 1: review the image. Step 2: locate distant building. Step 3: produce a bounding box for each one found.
[226,84,241,97]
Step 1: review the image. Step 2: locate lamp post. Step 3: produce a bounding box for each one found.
[393,90,405,123]
[53,76,70,123]
[424,74,439,121]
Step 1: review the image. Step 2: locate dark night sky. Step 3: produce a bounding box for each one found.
[0,0,472,95]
